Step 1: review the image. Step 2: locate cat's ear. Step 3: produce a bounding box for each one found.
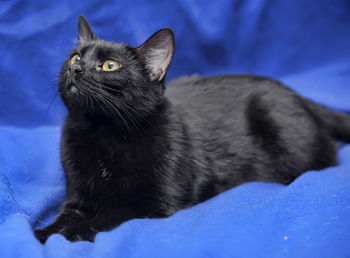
[136,28,175,81]
[78,15,97,44]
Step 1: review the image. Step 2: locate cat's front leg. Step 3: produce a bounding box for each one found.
[58,207,137,242]
[34,204,89,243]
[57,223,98,242]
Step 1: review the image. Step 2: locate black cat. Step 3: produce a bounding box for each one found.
[34,15,350,243]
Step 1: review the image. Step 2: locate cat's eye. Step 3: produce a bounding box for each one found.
[102,60,120,71]
[70,54,81,65]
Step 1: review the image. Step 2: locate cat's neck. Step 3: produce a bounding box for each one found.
[66,98,170,138]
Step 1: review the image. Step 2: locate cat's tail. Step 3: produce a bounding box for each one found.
[304,98,350,142]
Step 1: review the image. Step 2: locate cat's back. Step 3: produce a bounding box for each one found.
[165,74,296,122]
[165,74,324,187]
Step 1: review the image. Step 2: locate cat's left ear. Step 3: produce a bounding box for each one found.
[136,28,175,81]
[78,15,97,44]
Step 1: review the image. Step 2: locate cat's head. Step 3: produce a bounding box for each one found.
[59,15,174,129]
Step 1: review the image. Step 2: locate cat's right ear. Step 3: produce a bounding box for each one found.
[136,28,175,81]
[78,15,97,44]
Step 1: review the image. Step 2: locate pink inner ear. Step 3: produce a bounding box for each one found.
[137,29,174,81]
[147,44,173,80]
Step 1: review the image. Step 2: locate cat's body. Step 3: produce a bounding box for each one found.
[166,74,340,186]
[35,16,350,243]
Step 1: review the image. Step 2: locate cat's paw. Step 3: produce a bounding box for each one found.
[59,225,97,242]
[34,229,50,244]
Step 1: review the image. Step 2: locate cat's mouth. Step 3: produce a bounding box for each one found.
[62,82,83,105]
[69,84,78,94]
[62,82,87,110]
[67,77,80,94]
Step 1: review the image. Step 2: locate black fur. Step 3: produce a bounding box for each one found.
[34,16,350,243]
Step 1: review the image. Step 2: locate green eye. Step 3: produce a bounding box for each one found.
[102,60,120,71]
[70,54,81,65]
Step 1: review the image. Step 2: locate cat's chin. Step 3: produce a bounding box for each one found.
[69,85,78,94]
[65,82,81,96]
[61,84,86,110]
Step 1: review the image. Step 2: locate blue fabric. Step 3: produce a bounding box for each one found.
[0,0,350,257]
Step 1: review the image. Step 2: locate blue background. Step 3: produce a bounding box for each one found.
[0,0,350,257]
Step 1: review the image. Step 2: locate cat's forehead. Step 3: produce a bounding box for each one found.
[76,41,129,60]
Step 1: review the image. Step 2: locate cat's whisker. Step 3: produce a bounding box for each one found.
[90,88,131,131]
[92,87,143,134]
[81,81,111,118]
[81,77,142,131]
[84,77,123,93]
[84,89,95,115]
[90,93,116,121]
[89,95,95,114]
[45,91,60,118]
[99,94,131,131]
[119,104,143,135]
[85,84,142,133]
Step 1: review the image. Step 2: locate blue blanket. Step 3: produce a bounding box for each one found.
[1,1,350,257]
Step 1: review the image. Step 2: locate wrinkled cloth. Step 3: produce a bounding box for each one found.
[0,0,350,257]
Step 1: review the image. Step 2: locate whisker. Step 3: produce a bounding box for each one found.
[93,88,143,134]
[45,91,60,118]
[87,86,131,131]
[80,78,145,135]
[85,84,131,130]
[84,77,123,93]
[97,89,144,135]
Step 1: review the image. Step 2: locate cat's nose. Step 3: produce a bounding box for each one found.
[71,66,83,74]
